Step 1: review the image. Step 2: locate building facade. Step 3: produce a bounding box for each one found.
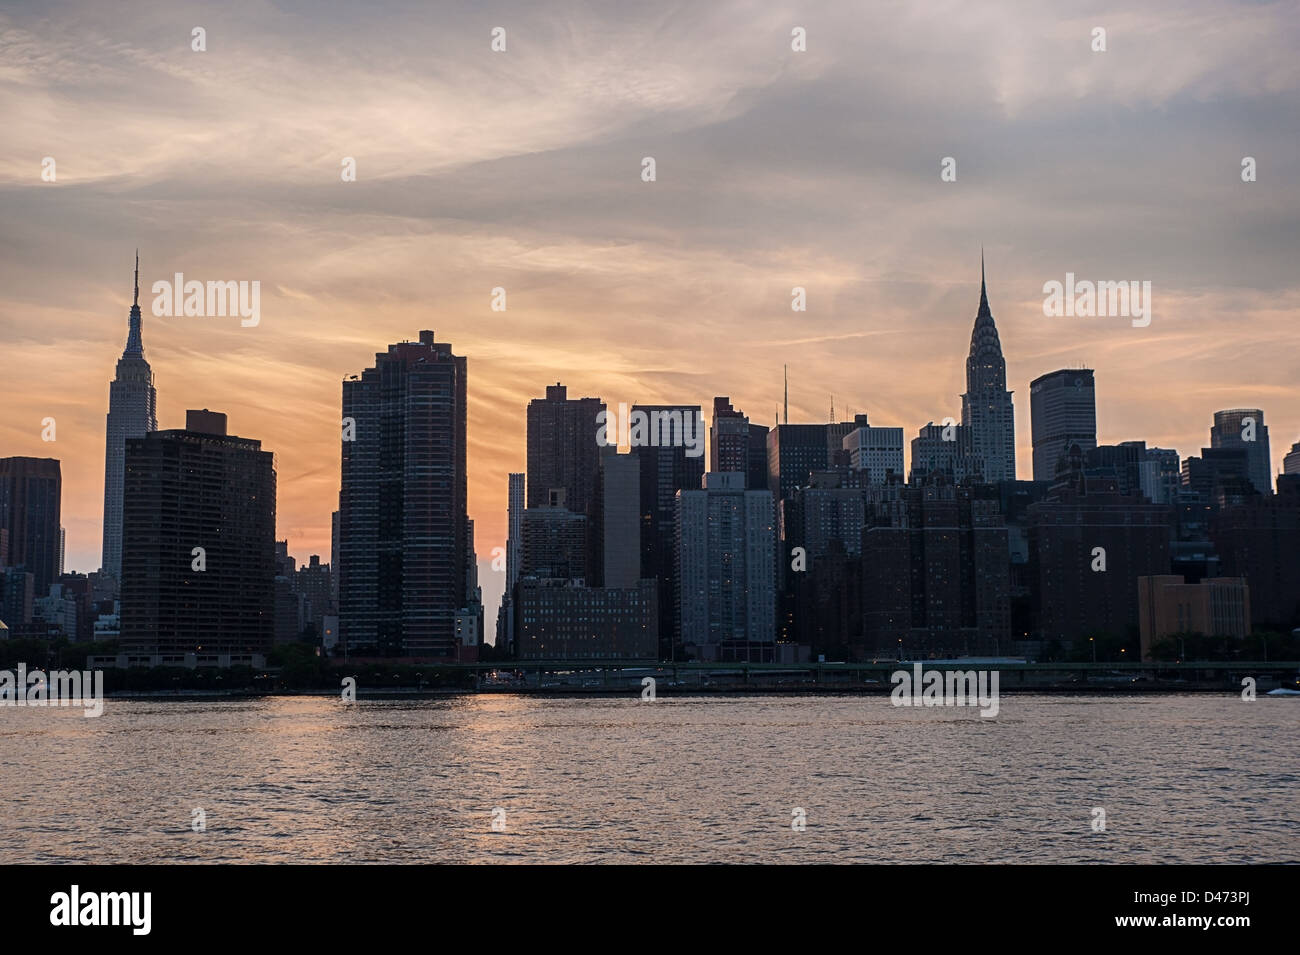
[676,472,776,660]
[120,410,276,655]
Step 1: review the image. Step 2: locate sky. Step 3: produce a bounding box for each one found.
[2,0,1298,624]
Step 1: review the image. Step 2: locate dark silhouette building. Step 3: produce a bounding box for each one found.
[1027,449,1172,644]
[859,482,1011,659]
[629,404,705,658]
[709,397,768,490]
[1211,476,1300,630]
[120,410,275,655]
[338,331,468,657]
[526,383,605,512]
[520,506,587,580]
[0,457,62,598]
[1210,408,1271,496]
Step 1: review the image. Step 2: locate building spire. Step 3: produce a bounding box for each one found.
[979,247,988,312]
[123,251,144,357]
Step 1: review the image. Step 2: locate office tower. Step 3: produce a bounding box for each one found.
[120,410,276,655]
[1210,409,1272,495]
[767,423,832,504]
[676,472,776,660]
[590,451,640,587]
[961,257,1017,482]
[1210,479,1300,630]
[101,254,159,579]
[710,396,770,491]
[338,331,468,657]
[0,457,62,598]
[1137,576,1250,660]
[908,422,985,485]
[635,403,705,657]
[1030,369,1096,481]
[526,383,605,512]
[710,397,748,475]
[842,419,905,484]
[1026,452,1172,643]
[520,507,587,580]
[1284,441,1300,476]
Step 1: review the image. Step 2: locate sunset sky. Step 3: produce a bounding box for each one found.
[2,0,1298,620]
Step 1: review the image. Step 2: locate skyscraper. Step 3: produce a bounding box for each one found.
[1030,369,1096,481]
[676,472,776,660]
[120,410,275,656]
[635,404,705,656]
[590,450,640,588]
[1210,409,1272,496]
[709,397,768,489]
[338,331,468,657]
[526,383,605,512]
[0,457,62,598]
[101,253,158,580]
[961,256,1016,482]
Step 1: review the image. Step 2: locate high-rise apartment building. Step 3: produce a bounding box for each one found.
[120,410,275,655]
[338,331,468,657]
[676,472,776,660]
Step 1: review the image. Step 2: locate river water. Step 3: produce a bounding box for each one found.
[2,694,1296,863]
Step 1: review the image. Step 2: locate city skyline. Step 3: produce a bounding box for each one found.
[2,0,1298,600]
[4,255,1300,613]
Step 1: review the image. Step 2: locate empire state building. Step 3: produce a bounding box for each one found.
[960,255,1016,482]
[101,253,158,579]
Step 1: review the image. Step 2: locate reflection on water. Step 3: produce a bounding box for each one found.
[2,694,1296,863]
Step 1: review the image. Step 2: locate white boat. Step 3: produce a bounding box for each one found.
[1265,688,1300,696]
